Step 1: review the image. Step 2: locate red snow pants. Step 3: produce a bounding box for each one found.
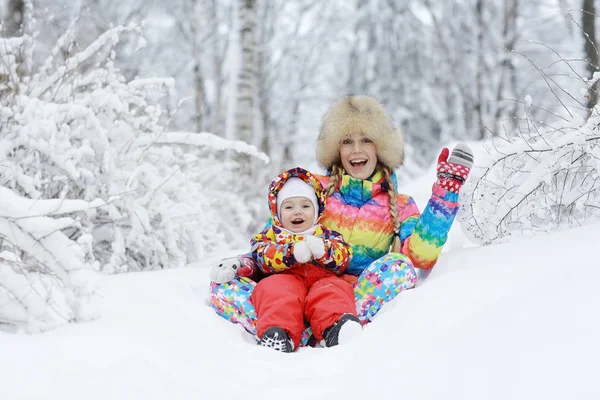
[251,265,356,348]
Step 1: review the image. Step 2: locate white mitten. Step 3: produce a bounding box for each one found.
[209,257,241,284]
[305,235,326,259]
[293,240,313,263]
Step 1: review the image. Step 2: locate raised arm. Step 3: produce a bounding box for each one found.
[399,186,459,270]
[398,145,473,270]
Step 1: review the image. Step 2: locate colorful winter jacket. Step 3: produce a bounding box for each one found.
[316,169,460,275]
[250,168,353,276]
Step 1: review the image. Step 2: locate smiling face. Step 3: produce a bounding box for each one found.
[279,197,316,233]
[339,132,378,180]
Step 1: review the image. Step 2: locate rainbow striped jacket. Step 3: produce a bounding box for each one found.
[316,169,459,275]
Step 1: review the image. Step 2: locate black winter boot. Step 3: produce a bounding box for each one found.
[322,314,362,347]
[259,326,294,353]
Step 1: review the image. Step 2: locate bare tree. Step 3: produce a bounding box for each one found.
[3,0,24,37]
[582,0,598,114]
[236,0,258,147]
[163,0,230,133]
[494,0,519,136]
[475,0,487,139]
[208,0,227,135]
[258,1,343,174]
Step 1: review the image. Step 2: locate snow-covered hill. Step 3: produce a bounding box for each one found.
[1,221,598,400]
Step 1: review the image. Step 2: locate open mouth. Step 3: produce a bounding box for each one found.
[350,159,368,168]
[291,218,305,225]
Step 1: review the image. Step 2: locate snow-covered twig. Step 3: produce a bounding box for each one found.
[458,109,600,244]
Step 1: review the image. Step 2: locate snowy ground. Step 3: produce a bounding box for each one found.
[1,219,599,400]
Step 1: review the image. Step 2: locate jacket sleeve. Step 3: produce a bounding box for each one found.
[313,228,353,275]
[227,216,276,280]
[250,227,298,274]
[399,183,460,270]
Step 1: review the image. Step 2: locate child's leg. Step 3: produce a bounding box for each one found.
[209,277,315,347]
[305,276,356,341]
[353,253,418,324]
[251,274,307,349]
[209,277,258,335]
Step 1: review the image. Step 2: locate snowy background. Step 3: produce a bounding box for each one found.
[1,1,599,399]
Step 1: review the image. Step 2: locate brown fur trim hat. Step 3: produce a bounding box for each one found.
[316,95,405,170]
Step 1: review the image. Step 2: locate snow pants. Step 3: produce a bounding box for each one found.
[252,269,356,348]
[209,253,418,347]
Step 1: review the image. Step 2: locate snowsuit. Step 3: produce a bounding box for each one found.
[209,168,460,346]
[249,168,353,348]
[251,221,354,348]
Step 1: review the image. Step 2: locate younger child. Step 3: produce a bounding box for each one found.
[250,167,361,352]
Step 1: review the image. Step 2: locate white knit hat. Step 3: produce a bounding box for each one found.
[276,177,319,225]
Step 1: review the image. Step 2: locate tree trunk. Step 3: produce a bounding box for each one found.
[210,0,225,136]
[236,0,258,146]
[475,0,486,139]
[281,99,299,171]
[194,64,205,131]
[235,0,263,235]
[494,0,519,136]
[4,0,25,37]
[583,0,598,114]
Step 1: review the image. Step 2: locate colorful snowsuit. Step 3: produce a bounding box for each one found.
[252,224,354,348]
[250,168,354,348]
[209,168,460,346]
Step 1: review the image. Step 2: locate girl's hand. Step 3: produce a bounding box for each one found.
[436,144,474,193]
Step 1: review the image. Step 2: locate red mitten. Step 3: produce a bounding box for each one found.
[436,144,473,193]
[236,256,258,278]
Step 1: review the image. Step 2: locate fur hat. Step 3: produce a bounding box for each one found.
[316,95,404,170]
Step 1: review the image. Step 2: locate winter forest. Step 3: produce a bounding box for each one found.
[0,0,599,334]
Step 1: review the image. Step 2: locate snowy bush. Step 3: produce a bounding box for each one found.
[458,105,600,245]
[0,188,102,332]
[0,25,267,331]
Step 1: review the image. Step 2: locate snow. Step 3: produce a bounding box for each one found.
[0,188,100,332]
[132,131,270,163]
[1,4,598,398]
[2,221,598,400]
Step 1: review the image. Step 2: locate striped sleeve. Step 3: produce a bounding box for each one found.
[400,183,460,270]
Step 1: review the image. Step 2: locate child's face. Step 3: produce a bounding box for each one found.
[279,197,316,233]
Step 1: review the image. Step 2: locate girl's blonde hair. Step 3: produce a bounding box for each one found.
[382,166,402,253]
[324,163,401,253]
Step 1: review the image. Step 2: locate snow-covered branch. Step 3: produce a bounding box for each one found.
[458,109,600,244]
[133,131,270,163]
[0,189,100,332]
[0,22,266,332]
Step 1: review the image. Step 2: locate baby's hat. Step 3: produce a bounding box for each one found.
[276,177,319,222]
